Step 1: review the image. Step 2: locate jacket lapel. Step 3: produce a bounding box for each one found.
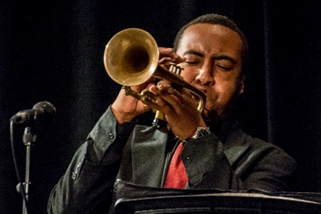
[223,127,251,166]
[130,125,168,187]
[184,121,250,188]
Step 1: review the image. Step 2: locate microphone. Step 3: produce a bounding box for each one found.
[10,101,56,124]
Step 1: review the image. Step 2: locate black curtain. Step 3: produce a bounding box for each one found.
[1,0,321,213]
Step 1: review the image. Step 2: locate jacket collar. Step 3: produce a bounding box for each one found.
[219,121,250,166]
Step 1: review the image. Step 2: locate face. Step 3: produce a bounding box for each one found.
[176,23,245,125]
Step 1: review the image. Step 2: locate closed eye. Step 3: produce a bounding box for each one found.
[216,64,233,71]
[185,61,199,65]
[214,56,236,71]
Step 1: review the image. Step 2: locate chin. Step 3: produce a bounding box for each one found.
[202,109,220,125]
[202,106,232,125]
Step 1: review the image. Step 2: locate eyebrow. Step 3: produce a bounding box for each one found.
[182,50,203,57]
[183,50,237,64]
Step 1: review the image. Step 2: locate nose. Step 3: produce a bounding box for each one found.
[195,63,214,86]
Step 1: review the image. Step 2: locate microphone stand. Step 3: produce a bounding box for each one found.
[21,126,37,214]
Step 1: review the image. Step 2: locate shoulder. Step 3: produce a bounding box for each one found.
[223,121,291,155]
[223,122,297,170]
[243,131,294,163]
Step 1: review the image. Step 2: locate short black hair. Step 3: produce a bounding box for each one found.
[173,14,248,74]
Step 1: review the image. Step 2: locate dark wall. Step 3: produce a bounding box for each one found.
[1,0,321,213]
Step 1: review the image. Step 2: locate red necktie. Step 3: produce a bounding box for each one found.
[163,142,188,188]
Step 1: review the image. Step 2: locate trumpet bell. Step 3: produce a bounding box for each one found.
[104,28,159,86]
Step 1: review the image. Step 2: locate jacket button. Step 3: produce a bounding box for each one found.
[72,172,77,180]
[186,157,191,162]
[108,132,114,139]
[71,162,82,180]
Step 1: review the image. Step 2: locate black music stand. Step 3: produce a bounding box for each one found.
[113,180,321,214]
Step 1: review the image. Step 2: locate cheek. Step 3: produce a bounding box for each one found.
[215,71,243,94]
[210,80,240,104]
[179,67,196,83]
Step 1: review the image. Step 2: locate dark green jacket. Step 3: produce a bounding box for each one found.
[47,106,296,213]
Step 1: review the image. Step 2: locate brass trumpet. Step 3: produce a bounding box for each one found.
[103,28,205,131]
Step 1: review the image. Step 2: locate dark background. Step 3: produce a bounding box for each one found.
[1,0,321,213]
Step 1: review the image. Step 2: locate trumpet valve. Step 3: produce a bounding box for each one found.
[169,62,183,75]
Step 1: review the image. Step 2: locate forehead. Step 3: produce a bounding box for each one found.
[177,23,243,57]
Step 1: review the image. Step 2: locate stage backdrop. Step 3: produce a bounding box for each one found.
[1,0,321,213]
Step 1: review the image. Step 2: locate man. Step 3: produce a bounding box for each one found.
[47,14,296,213]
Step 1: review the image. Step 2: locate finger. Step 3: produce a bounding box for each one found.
[156,85,185,115]
[159,47,174,56]
[151,81,196,116]
[130,76,157,92]
[148,83,176,114]
[159,47,177,59]
[164,87,199,115]
[159,48,185,63]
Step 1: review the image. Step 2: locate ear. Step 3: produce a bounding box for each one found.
[238,75,245,95]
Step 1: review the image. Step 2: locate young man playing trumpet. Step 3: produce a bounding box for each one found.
[47,13,296,214]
